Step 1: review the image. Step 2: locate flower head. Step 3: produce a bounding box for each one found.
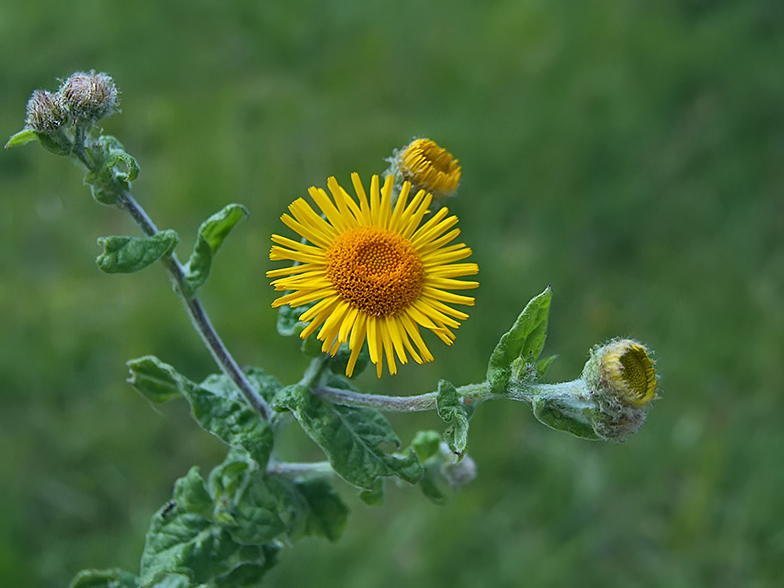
[268,173,479,377]
[391,139,461,200]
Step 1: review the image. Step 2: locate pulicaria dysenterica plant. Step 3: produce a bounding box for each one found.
[7,72,660,588]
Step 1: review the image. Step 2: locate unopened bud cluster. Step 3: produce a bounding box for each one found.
[23,71,119,138]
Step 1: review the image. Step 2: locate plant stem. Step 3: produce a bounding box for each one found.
[116,189,274,420]
[73,141,273,420]
[312,381,492,412]
[267,461,334,477]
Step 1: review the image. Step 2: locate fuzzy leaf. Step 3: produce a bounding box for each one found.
[436,380,469,457]
[96,230,178,274]
[182,204,248,298]
[487,287,552,393]
[140,505,273,586]
[531,396,601,441]
[126,356,183,403]
[4,128,37,149]
[273,384,423,491]
[127,357,274,467]
[68,568,139,588]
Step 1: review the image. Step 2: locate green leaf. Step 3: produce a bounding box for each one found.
[531,396,601,441]
[536,354,557,379]
[201,369,282,407]
[147,575,191,588]
[206,448,286,545]
[436,380,469,457]
[411,430,442,461]
[4,128,37,149]
[486,287,552,393]
[174,467,213,517]
[182,204,248,298]
[291,478,350,540]
[126,357,275,467]
[126,356,183,403]
[69,568,139,588]
[140,505,274,586]
[187,380,274,469]
[273,384,423,491]
[327,341,371,378]
[96,230,178,274]
[276,303,308,337]
[358,478,385,507]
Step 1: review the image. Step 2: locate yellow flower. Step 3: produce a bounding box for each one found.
[268,173,479,377]
[395,139,461,199]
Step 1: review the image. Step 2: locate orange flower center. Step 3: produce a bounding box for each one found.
[325,226,425,316]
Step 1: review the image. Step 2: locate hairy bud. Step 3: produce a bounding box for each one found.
[24,90,69,135]
[60,71,119,123]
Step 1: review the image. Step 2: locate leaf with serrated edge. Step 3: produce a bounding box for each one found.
[436,380,469,457]
[182,204,248,298]
[486,287,552,393]
[96,230,178,274]
[273,384,423,491]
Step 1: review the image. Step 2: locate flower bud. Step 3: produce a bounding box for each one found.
[582,339,657,408]
[388,138,461,201]
[24,90,69,135]
[528,339,658,443]
[60,71,119,124]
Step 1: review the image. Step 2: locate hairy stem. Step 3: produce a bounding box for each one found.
[312,381,493,412]
[74,139,273,420]
[116,189,274,420]
[267,461,334,476]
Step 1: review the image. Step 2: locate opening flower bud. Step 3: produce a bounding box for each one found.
[390,138,461,200]
[584,339,657,408]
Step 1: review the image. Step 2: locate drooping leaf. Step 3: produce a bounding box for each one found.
[96,230,178,274]
[68,568,139,588]
[182,204,248,298]
[273,384,423,491]
[126,357,274,467]
[436,380,469,457]
[126,356,183,403]
[4,128,37,149]
[487,287,552,393]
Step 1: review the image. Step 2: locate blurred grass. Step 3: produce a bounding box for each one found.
[1,0,783,586]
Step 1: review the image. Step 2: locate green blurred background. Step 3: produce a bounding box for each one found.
[1,0,783,586]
